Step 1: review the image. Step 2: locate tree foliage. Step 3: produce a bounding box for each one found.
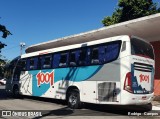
[102,0,160,26]
[0,24,12,52]
[0,56,7,78]
[0,24,12,38]
[0,23,12,78]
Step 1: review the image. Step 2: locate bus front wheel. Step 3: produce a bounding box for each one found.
[67,90,81,109]
[13,86,20,98]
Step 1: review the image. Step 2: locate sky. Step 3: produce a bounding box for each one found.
[0,0,160,60]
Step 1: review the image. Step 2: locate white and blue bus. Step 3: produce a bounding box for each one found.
[5,35,155,108]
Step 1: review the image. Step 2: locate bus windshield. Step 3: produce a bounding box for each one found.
[4,64,13,79]
[131,37,154,59]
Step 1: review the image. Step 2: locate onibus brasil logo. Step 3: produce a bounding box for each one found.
[36,71,54,87]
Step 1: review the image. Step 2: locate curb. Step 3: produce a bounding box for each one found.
[152,105,160,110]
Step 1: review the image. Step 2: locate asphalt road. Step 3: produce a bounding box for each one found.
[0,86,159,119]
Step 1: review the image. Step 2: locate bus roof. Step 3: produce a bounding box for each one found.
[22,35,128,58]
[25,13,160,53]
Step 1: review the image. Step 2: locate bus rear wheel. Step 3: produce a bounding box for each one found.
[67,90,81,109]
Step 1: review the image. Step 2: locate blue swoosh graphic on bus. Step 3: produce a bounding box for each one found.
[29,70,50,97]
[54,65,103,82]
[29,65,103,96]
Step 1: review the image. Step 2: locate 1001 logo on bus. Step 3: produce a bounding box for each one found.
[36,71,54,87]
[139,74,149,83]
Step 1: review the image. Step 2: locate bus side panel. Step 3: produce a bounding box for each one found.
[81,81,97,103]
[120,56,131,104]
[19,71,33,95]
[81,60,121,104]
[19,61,121,105]
[19,66,99,99]
[28,69,55,98]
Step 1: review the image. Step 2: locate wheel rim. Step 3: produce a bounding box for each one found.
[69,94,77,106]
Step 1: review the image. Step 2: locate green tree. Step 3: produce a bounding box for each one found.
[0,56,7,78]
[0,24,12,52]
[0,23,12,78]
[102,0,160,26]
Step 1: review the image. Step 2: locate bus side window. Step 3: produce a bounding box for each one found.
[29,58,35,70]
[37,57,42,69]
[69,51,77,66]
[78,48,90,66]
[79,49,86,65]
[53,53,60,68]
[4,65,13,79]
[43,55,52,69]
[21,59,27,71]
[105,42,121,63]
[13,59,24,81]
[59,52,69,67]
[99,46,105,64]
[121,41,126,52]
[91,47,99,64]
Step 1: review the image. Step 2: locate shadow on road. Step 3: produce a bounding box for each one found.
[0,87,153,118]
[27,97,152,118]
[84,103,152,114]
[31,103,153,119]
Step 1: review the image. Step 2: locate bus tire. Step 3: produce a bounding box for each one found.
[67,89,81,109]
[13,86,20,98]
[145,103,152,111]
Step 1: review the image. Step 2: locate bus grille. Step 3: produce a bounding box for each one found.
[98,82,117,102]
[134,62,153,72]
